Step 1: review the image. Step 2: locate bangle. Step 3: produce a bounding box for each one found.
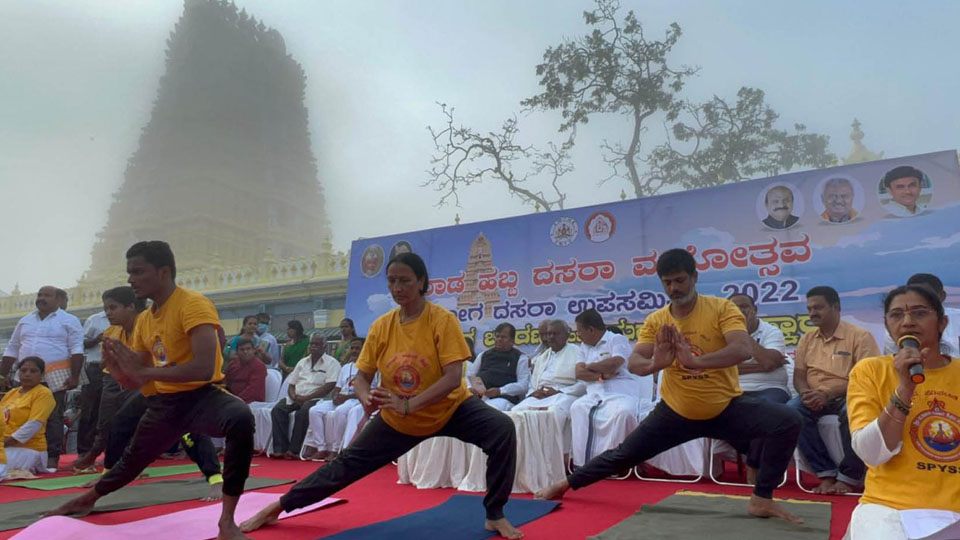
[889,393,911,416]
[881,406,906,423]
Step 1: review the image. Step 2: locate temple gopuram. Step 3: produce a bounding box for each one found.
[0,0,347,337]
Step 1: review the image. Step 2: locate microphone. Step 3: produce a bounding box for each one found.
[897,334,925,384]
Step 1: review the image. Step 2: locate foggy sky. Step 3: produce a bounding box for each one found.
[2,0,958,294]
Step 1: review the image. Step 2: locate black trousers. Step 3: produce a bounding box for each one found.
[726,387,791,469]
[103,391,221,480]
[86,374,137,460]
[77,364,106,456]
[270,398,320,455]
[568,395,801,499]
[96,385,253,497]
[280,396,517,520]
[45,389,67,461]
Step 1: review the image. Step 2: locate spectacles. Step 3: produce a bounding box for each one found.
[885,307,934,322]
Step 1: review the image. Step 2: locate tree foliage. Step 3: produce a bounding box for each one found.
[424,0,835,207]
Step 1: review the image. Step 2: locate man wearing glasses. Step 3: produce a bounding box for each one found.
[789,286,879,494]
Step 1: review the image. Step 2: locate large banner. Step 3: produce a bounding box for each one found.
[347,150,960,354]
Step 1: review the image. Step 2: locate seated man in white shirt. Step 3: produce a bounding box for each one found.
[466,323,530,411]
[304,337,379,460]
[513,320,585,432]
[270,334,340,459]
[725,294,789,483]
[569,309,641,467]
[882,273,960,358]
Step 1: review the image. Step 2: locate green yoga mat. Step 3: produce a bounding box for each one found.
[6,463,259,491]
[588,491,831,540]
[0,476,293,532]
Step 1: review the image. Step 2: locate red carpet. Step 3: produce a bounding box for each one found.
[0,456,856,539]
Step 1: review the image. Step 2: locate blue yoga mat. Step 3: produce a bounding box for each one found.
[319,494,559,539]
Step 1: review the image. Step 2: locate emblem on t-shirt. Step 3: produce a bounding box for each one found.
[910,398,960,462]
[152,337,169,367]
[394,365,422,395]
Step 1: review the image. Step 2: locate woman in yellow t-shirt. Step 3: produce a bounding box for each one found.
[1,356,57,475]
[242,252,523,539]
[847,284,960,539]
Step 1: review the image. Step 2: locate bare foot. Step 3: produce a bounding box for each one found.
[70,454,96,472]
[202,482,224,502]
[747,494,804,524]
[217,518,254,540]
[828,480,856,494]
[43,490,100,518]
[534,479,569,500]
[486,517,524,539]
[240,501,283,533]
[812,477,836,494]
[745,466,757,485]
[283,451,297,460]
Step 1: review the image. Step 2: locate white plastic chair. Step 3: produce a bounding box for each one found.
[708,439,787,487]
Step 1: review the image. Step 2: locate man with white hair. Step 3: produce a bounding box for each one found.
[513,320,585,431]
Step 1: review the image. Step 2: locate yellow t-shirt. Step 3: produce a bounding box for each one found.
[848,355,960,512]
[639,294,746,420]
[132,287,224,394]
[356,302,471,437]
[1,385,57,451]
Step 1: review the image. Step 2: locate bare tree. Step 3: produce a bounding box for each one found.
[424,104,573,211]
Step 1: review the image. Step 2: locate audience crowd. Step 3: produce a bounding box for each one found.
[1,267,957,539]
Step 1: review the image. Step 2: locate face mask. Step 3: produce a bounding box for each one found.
[257,323,268,334]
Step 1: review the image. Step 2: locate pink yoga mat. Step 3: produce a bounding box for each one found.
[11,492,343,540]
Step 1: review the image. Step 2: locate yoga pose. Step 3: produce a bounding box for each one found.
[536,248,804,524]
[242,252,523,538]
[45,241,255,540]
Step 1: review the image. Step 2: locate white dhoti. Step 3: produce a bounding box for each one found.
[324,398,363,453]
[570,393,639,466]
[482,397,516,411]
[341,402,367,451]
[4,448,47,475]
[513,392,579,453]
[305,400,336,450]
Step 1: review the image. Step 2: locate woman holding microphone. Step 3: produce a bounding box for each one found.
[847,284,960,538]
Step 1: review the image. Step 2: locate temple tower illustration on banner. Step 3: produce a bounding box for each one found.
[458,233,501,318]
[83,0,330,284]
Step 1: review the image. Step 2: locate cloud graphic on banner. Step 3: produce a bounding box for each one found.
[679,227,736,249]
[835,232,882,249]
[842,285,899,298]
[432,296,458,310]
[366,293,396,313]
[875,231,960,256]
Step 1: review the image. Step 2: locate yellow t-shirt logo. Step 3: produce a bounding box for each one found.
[910,398,960,462]
[152,337,169,367]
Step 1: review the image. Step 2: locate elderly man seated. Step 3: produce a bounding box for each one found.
[568,309,642,467]
[513,320,585,430]
[270,334,340,459]
[304,337,379,460]
[466,323,530,411]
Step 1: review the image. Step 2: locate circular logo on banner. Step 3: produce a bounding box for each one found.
[550,217,578,247]
[910,398,960,462]
[585,211,616,243]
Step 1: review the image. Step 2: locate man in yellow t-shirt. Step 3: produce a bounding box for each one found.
[537,248,804,524]
[45,241,255,540]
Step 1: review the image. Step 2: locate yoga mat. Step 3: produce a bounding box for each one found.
[11,492,344,540]
[587,491,831,540]
[0,476,293,532]
[319,494,559,539]
[5,463,257,491]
